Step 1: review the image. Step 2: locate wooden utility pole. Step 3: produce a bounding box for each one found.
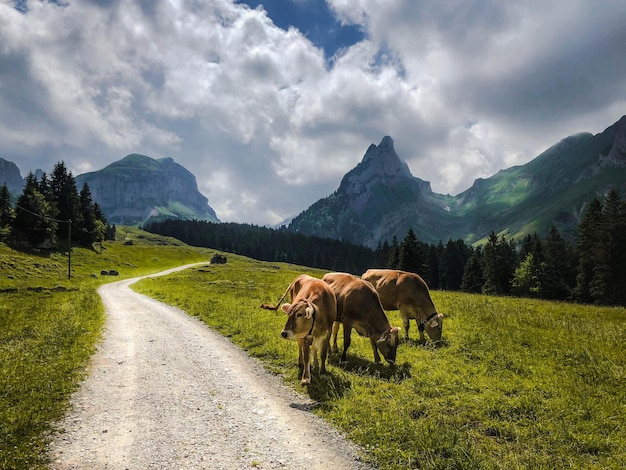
[67,219,72,279]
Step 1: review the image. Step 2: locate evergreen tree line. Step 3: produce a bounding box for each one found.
[142,219,376,274]
[145,189,626,307]
[0,162,113,249]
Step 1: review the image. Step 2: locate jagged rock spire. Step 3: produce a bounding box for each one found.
[360,136,412,179]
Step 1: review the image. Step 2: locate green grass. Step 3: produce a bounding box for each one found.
[2,229,625,469]
[0,227,214,469]
[133,260,626,469]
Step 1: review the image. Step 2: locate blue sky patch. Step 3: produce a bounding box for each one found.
[236,0,364,59]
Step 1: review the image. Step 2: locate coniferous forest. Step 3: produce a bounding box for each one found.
[0,162,112,250]
[143,188,626,307]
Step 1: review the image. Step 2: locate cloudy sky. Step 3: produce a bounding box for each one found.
[1,0,625,225]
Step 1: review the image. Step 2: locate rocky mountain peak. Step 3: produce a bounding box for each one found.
[607,115,626,162]
[360,136,412,178]
[340,136,417,197]
[0,158,24,193]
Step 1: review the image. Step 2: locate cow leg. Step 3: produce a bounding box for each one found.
[319,336,330,375]
[400,308,411,340]
[417,319,426,343]
[340,324,352,363]
[299,338,311,385]
[331,321,341,353]
[311,343,319,373]
[369,337,382,363]
[297,338,305,368]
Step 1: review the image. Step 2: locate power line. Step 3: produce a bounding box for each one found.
[14,204,102,234]
[14,204,69,224]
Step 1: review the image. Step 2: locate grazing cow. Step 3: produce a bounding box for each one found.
[322,272,400,365]
[261,275,336,385]
[362,269,443,342]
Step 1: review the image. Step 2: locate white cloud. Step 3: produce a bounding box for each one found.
[1,0,625,226]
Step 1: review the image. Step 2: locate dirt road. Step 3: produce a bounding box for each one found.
[48,264,370,469]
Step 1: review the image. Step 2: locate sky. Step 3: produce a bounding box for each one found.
[1,0,625,226]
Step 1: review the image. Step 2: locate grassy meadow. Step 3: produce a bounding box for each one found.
[1,227,625,469]
[0,227,213,469]
[133,257,626,469]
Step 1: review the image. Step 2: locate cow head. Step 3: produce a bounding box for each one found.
[422,313,444,341]
[376,326,400,364]
[280,300,316,340]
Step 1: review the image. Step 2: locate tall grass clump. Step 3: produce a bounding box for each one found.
[134,259,626,469]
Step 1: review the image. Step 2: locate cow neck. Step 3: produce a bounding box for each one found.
[418,312,438,332]
[307,309,316,336]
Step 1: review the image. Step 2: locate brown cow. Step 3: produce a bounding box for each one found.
[322,272,400,364]
[362,269,443,342]
[261,274,336,385]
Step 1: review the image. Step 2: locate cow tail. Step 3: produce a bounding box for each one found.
[260,278,296,311]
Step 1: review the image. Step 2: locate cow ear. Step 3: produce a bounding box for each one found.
[377,329,391,343]
[281,303,292,314]
[429,313,444,328]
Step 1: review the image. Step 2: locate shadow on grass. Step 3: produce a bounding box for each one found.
[401,337,449,349]
[302,371,354,404]
[328,353,412,382]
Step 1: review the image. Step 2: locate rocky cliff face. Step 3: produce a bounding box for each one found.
[288,136,454,247]
[0,158,26,194]
[606,115,626,164]
[76,154,219,225]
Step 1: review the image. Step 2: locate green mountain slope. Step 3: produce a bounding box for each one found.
[289,115,626,246]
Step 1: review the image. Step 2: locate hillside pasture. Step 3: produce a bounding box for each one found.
[133,259,626,469]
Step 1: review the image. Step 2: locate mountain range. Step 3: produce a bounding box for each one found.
[288,115,626,247]
[2,115,625,246]
[0,154,219,226]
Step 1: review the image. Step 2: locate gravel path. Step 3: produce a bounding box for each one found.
[48,264,372,469]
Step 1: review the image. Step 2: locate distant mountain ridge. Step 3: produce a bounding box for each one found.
[75,154,219,225]
[0,154,219,226]
[289,115,626,246]
[3,115,625,243]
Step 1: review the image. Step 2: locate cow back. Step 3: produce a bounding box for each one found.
[293,277,337,332]
[323,272,390,332]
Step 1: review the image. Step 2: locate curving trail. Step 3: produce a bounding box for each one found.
[48,264,370,469]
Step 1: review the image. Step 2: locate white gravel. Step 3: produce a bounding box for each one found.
[48,264,372,469]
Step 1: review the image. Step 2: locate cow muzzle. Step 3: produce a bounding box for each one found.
[281,330,293,339]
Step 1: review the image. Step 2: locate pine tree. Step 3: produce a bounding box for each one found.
[0,184,14,240]
[573,198,604,303]
[590,189,626,305]
[425,241,443,289]
[11,172,57,248]
[387,236,400,269]
[78,183,98,245]
[482,232,516,295]
[482,232,501,295]
[461,248,484,293]
[439,239,469,290]
[51,161,80,240]
[542,226,576,300]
